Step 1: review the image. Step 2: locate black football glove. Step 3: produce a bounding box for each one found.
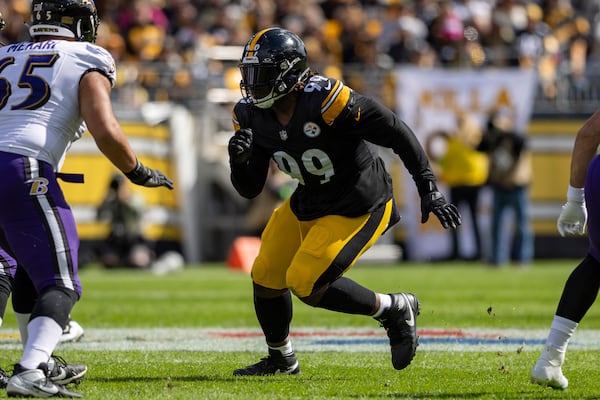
[228,128,253,165]
[125,160,173,189]
[421,190,461,229]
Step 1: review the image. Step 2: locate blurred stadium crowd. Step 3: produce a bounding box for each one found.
[0,0,598,110]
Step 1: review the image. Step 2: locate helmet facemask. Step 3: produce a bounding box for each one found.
[240,57,308,109]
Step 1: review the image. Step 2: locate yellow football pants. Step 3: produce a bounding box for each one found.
[251,198,394,297]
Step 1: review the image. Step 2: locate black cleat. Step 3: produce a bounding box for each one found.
[48,355,87,385]
[0,366,9,389]
[376,292,420,370]
[233,349,300,376]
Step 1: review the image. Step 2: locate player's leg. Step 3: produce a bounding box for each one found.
[233,199,301,376]
[0,232,16,388]
[530,254,600,389]
[464,185,483,260]
[1,156,85,397]
[511,186,534,265]
[288,199,419,370]
[448,186,461,260]
[0,231,16,327]
[531,156,600,389]
[490,188,509,265]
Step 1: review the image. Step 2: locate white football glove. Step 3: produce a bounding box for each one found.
[557,186,587,237]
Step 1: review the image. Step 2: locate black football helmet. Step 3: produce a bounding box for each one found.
[29,0,100,43]
[239,27,310,109]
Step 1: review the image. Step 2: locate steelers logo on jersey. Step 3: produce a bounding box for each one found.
[303,122,321,138]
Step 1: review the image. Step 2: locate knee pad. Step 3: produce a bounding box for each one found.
[30,287,78,328]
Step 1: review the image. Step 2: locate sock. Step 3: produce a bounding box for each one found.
[269,340,294,357]
[540,315,578,366]
[19,316,62,370]
[15,312,31,348]
[372,293,393,318]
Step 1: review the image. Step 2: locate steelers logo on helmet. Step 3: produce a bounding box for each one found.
[239,27,310,109]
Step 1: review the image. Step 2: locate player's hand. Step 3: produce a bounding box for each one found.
[228,128,253,165]
[421,191,462,229]
[557,200,587,236]
[125,160,173,189]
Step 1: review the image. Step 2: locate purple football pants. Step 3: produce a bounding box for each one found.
[586,154,600,263]
[0,151,81,297]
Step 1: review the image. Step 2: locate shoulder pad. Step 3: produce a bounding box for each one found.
[69,42,116,87]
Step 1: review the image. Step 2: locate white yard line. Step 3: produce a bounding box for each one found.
[1,328,599,352]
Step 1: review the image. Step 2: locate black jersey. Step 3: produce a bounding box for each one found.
[231,75,436,220]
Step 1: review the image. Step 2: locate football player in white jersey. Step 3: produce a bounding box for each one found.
[0,0,173,397]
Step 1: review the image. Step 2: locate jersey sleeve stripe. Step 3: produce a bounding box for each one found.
[321,81,351,125]
[232,111,240,131]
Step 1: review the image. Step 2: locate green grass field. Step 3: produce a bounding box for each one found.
[1,260,599,399]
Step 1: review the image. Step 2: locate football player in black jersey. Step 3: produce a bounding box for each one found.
[228,27,461,376]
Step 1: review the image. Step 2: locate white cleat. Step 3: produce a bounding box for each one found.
[7,363,83,398]
[59,320,84,343]
[530,362,568,390]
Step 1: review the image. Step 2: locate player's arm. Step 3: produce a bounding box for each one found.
[333,93,460,228]
[79,71,172,189]
[337,94,436,190]
[556,108,600,236]
[570,109,600,188]
[229,149,271,199]
[228,108,271,199]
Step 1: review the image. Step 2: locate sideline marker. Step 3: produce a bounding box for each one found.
[226,236,261,274]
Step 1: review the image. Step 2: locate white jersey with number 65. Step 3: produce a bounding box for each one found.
[0,40,116,170]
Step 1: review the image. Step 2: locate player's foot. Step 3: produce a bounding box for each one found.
[7,363,83,398]
[531,360,568,389]
[59,320,84,343]
[376,292,420,370]
[0,366,9,389]
[233,349,300,376]
[48,355,87,385]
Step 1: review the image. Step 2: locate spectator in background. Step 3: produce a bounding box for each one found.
[384,1,431,65]
[426,113,489,261]
[477,109,534,267]
[428,0,465,66]
[96,174,154,269]
[117,0,169,61]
